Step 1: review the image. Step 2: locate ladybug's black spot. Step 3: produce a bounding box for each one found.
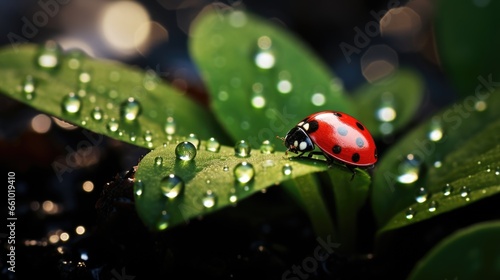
[356,137,364,148]
[337,126,348,136]
[332,145,342,154]
[333,112,342,117]
[356,122,365,131]
[352,153,360,163]
[374,148,378,159]
[307,120,319,133]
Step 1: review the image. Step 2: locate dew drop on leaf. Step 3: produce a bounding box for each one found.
[21,75,36,100]
[260,140,275,154]
[282,164,293,176]
[160,174,184,199]
[202,190,217,208]
[175,141,197,161]
[186,133,200,149]
[254,36,275,69]
[61,92,82,114]
[143,130,153,142]
[428,118,444,142]
[234,162,255,184]
[397,154,422,184]
[235,140,251,157]
[460,186,470,198]
[427,200,438,212]
[35,40,61,70]
[405,207,415,220]
[442,183,453,196]
[106,118,119,132]
[156,210,170,231]
[120,97,142,121]
[91,107,103,121]
[415,187,428,203]
[135,180,144,197]
[164,117,176,135]
[206,137,220,152]
[154,156,163,167]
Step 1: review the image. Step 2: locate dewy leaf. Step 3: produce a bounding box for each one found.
[133,140,370,231]
[407,221,500,279]
[351,68,424,138]
[371,89,500,228]
[189,8,354,149]
[0,43,226,149]
[435,0,500,98]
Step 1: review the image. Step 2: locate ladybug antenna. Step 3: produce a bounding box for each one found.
[276,135,285,142]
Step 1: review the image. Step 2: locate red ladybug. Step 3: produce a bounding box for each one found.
[279,110,378,174]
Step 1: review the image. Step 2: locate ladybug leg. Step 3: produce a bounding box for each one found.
[346,165,356,181]
[306,151,324,159]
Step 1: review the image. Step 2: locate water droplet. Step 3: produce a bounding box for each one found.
[143,130,153,142]
[67,49,85,70]
[235,140,251,157]
[311,92,326,106]
[254,36,275,69]
[428,118,444,142]
[442,184,453,196]
[61,92,82,114]
[206,137,220,152]
[135,180,144,197]
[78,70,92,87]
[109,71,121,82]
[186,133,200,149]
[260,140,275,154]
[120,97,142,121]
[164,117,176,135]
[433,161,442,168]
[415,187,428,203]
[129,132,137,142]
[277,79,292,94]
[143,70,158,91]
[21,75,36,100]
[460,186,470,198]
[218,90,229,101]
[405,207,415,220]
[223,165,229,172]
[397,154,422,184]
[202,190,217,208]
[251,95,266,108]
[282,164,293,176]
[495,167,500,176]
[175,141,197,161]
[107,118,119,132]
[234,162,255,184]
[475,100,487,111]
[229,189,238,204]
[154,156,163,167]
[91,107,103,121]
[36,40,61,70]
[229,10,247,27]
[428,200,438,212]
[160,174,184,199]
[376,92,397,123]
[156,210,170,231]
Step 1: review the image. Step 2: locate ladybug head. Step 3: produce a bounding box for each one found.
[282,127,315,154]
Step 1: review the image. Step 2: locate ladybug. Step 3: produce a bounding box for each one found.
[278,110,378,176]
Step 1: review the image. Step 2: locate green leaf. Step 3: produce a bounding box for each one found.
[189,9,354,148]
[0,43,226,149]
[408,221,500,279]
[351,68,424,138]
[133,141,370,232]
[435,0,500,97]
[371,90,500,228]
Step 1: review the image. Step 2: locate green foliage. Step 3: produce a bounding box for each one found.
[435,0,500,97]
[0,42,226,149]
[372,91,500,230]
[408,221,500,279]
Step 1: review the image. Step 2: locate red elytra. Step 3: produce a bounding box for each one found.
[280,110,378,168]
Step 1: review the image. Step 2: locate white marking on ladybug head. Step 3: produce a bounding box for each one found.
[297,121,304,127]
[299,141,307,150]
[293,140,298,148]
[302,122,310,131]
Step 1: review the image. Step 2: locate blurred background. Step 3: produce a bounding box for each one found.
[0,0,463,279]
